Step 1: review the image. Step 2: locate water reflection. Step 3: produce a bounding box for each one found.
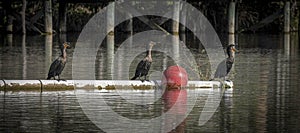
[0,91,102,132]
[6,34,13,47]
[0,34,300,132]
[284,33,290,55]
[22,35,27,79]
[162,89,187,133]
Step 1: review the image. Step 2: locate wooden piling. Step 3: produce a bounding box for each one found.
[59,1,67,33]
[21,0,27,34]
[45,35,53,78]
[173,1,180,35]
[107,2,115,35]
[228,1,236,34]
[106,2,115,79]
[44,0,53,34]
[172,36,180,62]
[228,1,237,74]
[284,1,290,33]
[228,34,235,47]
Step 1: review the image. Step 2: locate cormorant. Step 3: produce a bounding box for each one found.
[213,44,237,80]
[47,42,70,80]
[131,41,156,82]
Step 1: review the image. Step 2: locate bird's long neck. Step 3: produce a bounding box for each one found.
[146,45,153,61]
[227,47,235,59]
[61,47,67,59]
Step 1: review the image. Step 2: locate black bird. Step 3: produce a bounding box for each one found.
[131,41,156,82]
[213,44,237,80]
[47,42,70,80]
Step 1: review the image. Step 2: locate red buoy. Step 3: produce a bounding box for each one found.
[162,65,188,88]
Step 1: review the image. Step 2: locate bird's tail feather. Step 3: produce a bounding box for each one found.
[131,76,137,80]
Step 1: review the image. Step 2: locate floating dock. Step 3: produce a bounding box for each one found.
[0,80,233,92]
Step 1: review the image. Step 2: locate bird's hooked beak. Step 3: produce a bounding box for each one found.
[228,44,238,53]
[64,42,71,48]
[232,47,238,53]
[149,41,157,46]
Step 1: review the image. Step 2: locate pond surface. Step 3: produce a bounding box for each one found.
[0,33,300,132]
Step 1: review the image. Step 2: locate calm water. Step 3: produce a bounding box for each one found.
[0,33,300,132]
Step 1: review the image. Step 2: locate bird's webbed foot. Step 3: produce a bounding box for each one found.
[143,76,150,82]
[57,79,66,82]
[57,75,66,82]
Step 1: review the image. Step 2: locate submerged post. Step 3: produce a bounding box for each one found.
[44,0,53,34]
[284,1,290,33]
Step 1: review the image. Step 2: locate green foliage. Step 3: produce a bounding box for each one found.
[1,0,297,33]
